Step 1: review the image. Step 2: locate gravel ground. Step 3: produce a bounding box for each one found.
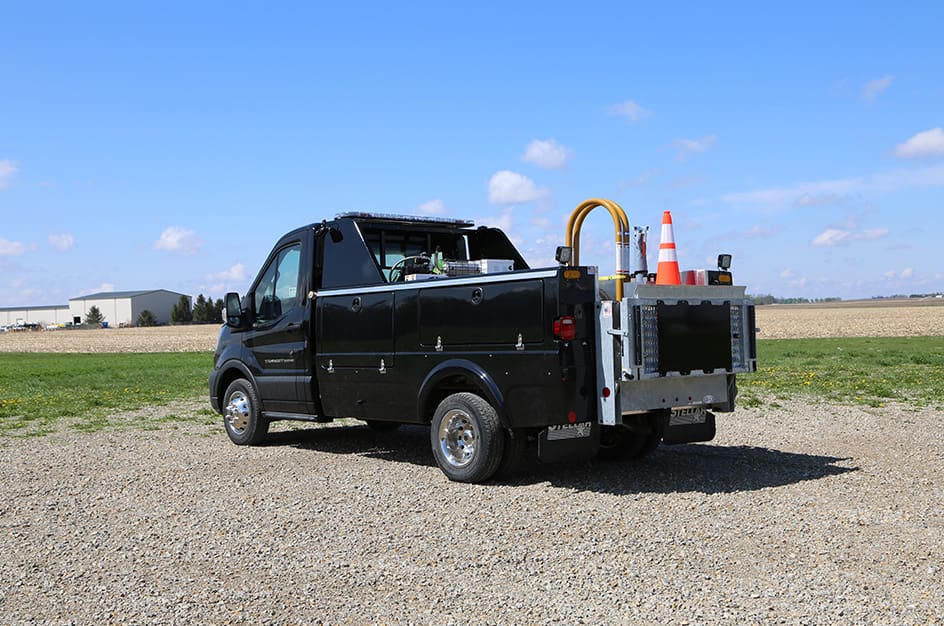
[1,398,942,625]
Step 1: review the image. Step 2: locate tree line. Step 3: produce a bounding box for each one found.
[140,295,226,325]
[84,294,227,327]
[169,294,225,324]
[748,294,842,305]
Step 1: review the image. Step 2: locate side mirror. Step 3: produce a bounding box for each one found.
[717,254,732,270]
[224,292,247,328]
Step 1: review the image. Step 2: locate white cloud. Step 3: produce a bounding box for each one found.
[812,228,888,247]
[0,237,36,256]
[531,215,552,229]
[0,237,28,256]
[79,283,115,296]
[0,159,19,189]
[862,74,894,101]
[745,224,782,239]
[521,139,571,169]
[480,207,514,232]
[884,267,916,281]
[777,268,810,288]
[417,199,447,215]
[674,135,716,161]
[794,192,846,207]
[48,233,75,252]
[207,263,249,295]
[208,263,248,283]
[487,170,545,204]
[608,100,651,123]
[723,163,944,211]
[894,128,944,159]
[154,226,203,255]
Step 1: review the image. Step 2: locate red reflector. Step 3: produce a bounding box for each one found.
[567,411,577,423]
[553,316,577,341]
[602,387,611,398]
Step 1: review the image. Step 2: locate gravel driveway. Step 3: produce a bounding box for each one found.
[1,398,941,625]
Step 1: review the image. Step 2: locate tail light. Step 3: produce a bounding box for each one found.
[553,316,577,341]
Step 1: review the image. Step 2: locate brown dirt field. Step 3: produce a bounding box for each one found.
[754,299,944,339]
[0,299,942,352]
[0,324,219,353]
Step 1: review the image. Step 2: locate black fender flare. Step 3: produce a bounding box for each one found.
[417,359,510,428]
[212,358,262,413]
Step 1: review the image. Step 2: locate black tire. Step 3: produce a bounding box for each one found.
[495,428,529,480]
[365,420,401,432]
[222,378,269,445]
[430,392,504,483]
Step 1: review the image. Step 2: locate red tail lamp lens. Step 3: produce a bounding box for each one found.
[553,316,577,341]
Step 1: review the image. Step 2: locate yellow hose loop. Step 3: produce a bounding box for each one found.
[566,199,627,269]
[564,198,631,300]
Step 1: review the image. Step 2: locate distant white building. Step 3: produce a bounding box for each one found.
[0,305,71,327]
[69,290,190,326]
[1,289,191,327]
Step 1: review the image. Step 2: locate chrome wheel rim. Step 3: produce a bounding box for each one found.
[438,409,478,468]
[225,390,251,433]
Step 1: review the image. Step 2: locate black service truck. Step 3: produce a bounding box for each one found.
[209,199,757,482]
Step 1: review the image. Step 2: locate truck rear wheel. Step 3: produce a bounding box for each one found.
[431,392,504,483]
[222,378,269,445]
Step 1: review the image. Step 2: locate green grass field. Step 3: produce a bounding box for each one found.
[0,336,942,437]
[0,352,215,436]
[741,336,944,410]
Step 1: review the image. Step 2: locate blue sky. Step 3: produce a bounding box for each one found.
[2,2,943,306]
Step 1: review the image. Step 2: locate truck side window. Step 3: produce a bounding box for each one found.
[253,244,301,324]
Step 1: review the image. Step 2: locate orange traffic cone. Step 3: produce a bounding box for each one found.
[655,210,681,285]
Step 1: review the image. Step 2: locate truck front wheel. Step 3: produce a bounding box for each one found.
[222,378,269,445]
[431,392,504,483]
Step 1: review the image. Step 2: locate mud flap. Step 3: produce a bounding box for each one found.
[537,421,600,463]
[662,411,716,445]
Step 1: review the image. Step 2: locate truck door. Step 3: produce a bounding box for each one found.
[316,289,396,418]
[244,242,307,414]
[313,219,395,419]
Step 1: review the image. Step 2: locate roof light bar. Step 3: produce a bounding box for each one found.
[335,212,474,227]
